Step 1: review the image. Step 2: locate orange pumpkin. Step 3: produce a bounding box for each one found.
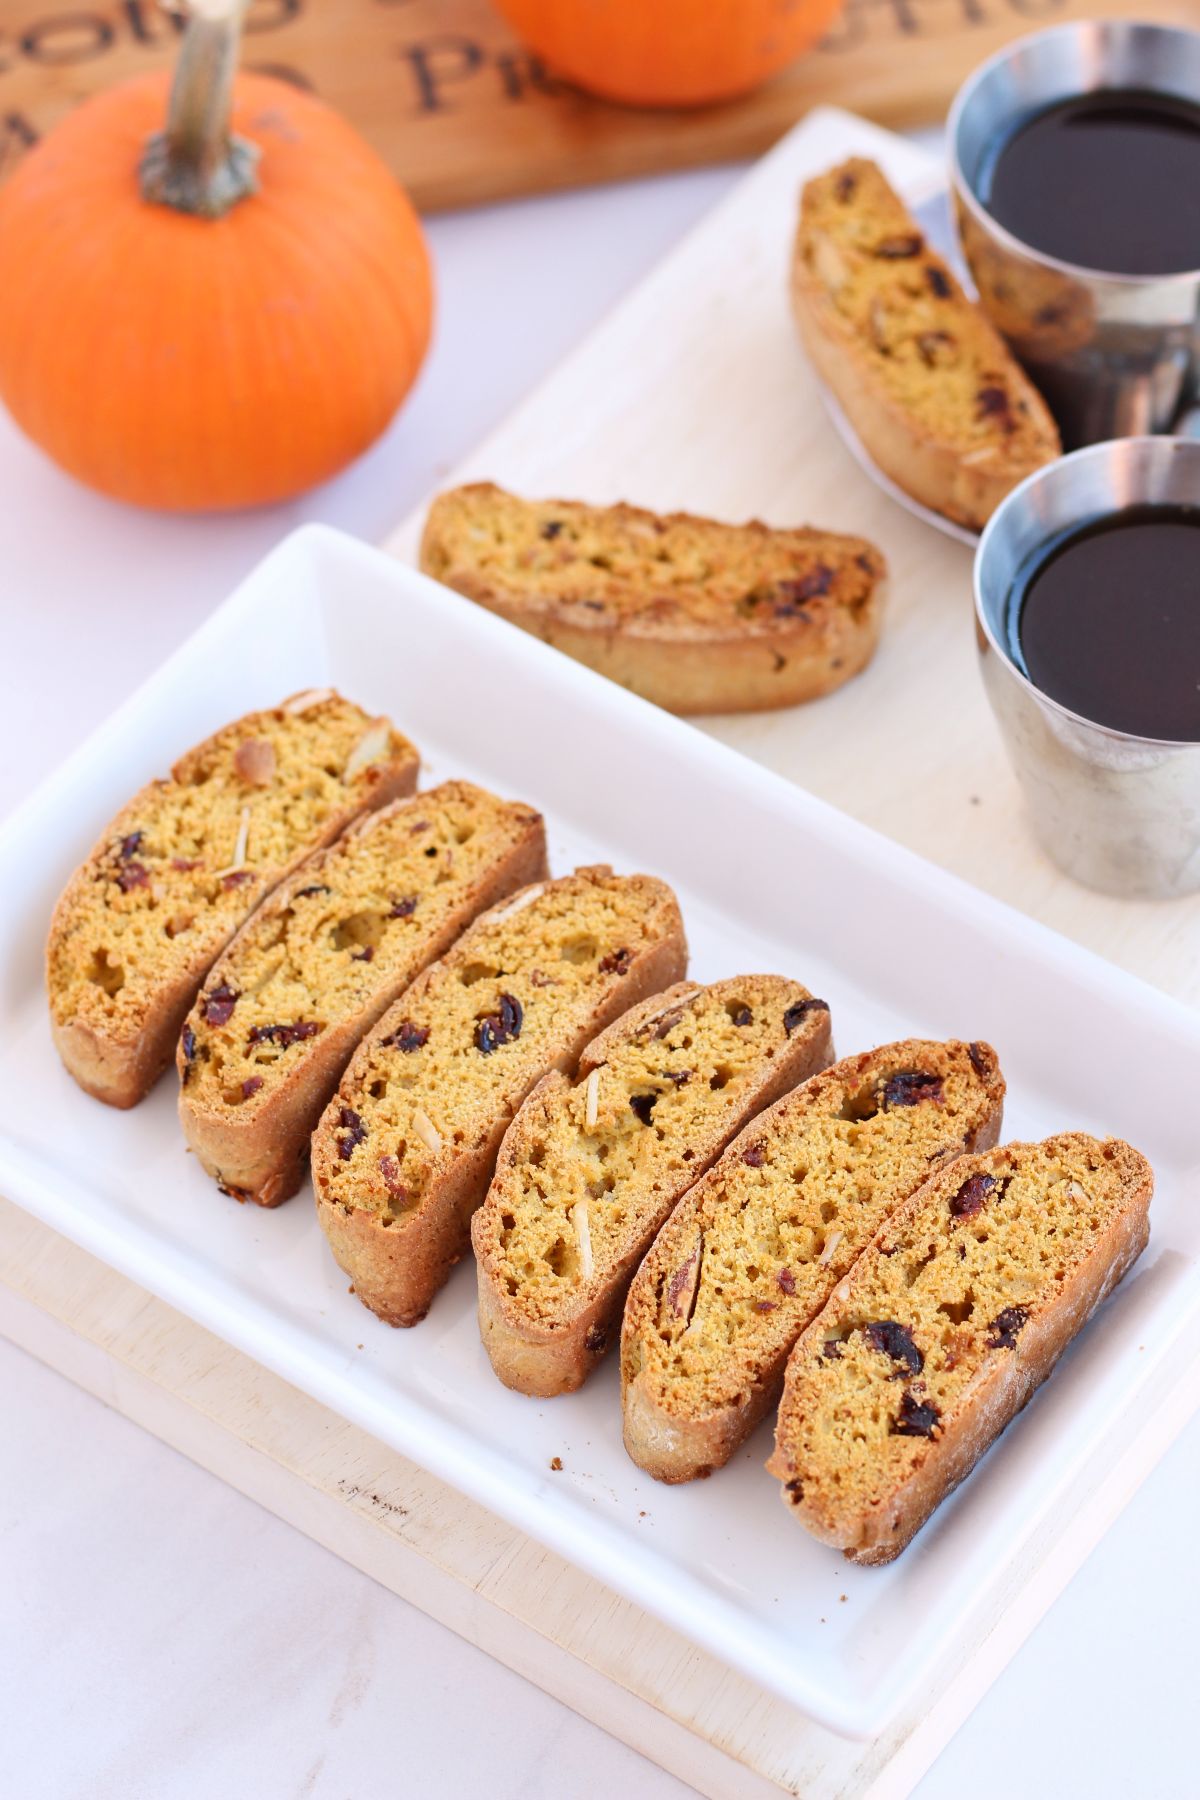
[492,0,845,108]
[0,6,433,511]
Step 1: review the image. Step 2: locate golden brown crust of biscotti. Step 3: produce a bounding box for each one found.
[46,692,420,1109]
[767,1133,1152,1564]
[620,1039,1005,1484]
[472,977,834,1397]
[177,782,547,1208]
[419,483,886,715]
[312,866,688,1327]
[792,158,1060,531]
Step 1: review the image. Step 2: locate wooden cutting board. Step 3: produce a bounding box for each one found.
[0,0,1193,213]
[6,1195,1197,1800]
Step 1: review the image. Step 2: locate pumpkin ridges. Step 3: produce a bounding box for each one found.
[0,205,150,495]
[237,88,434,389]
[256,182,434,419]
[0,69,433,510]
[237,266,375,502]
[230,86,432,502]
[5,198,251,506]
[250,157,432,360]
[223,199,426,486]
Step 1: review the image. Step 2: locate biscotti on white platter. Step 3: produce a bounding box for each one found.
[311,865,687,1326]
[46,692,419,1108]
[473,975,834,1396]
[178,781,547,1207]
[768,1132,1152,1563]
[621,1039,1005,1483]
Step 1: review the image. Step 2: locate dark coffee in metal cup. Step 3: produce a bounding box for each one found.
[975,437,1200,898]
[950,22,1200,449]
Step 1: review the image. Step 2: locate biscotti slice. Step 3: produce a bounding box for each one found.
[420,483,886,716]
[767,1133,1152,1565]
[621,1038,1004,1483]
[47,692,419,1109]
[178,782,547,1208]
[793,158,1060,530]
[312,866,687,1326]
[472,977,834,1397]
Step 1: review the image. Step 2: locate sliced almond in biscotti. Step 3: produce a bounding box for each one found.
[620,1038,1005,1483]
[46,692,419,1110]
[178,781,547,1209]
[472,977,834,1397]
[312,866,687,1327]
[792,158,1060,530]
[420,482,886,716]
[767,1133,1152,1565]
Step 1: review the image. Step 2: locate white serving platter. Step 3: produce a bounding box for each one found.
[1,526,1198,1740]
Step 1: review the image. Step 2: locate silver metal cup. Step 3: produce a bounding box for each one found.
[975,436,1200,899]
[949,21,1200,449]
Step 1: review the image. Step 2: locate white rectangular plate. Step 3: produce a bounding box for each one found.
[2,527,1198,1739]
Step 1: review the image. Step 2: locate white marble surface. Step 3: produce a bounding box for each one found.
[0,154,1193,1800]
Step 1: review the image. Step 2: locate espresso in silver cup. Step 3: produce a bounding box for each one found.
[975,437,1200,899]
[949,21,1200,449]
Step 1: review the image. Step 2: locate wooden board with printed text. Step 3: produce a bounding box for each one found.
[0,0,1193,214]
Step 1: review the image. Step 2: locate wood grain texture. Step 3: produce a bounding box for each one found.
[4,1197,1197,1798]
[0,0,1193,213]
[387,107,1200,1006]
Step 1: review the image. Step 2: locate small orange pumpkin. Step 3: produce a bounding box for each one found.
[492,0,846,108]
[0,3,433,511]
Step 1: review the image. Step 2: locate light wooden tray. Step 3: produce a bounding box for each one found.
[6,1198,1196,1800]
[0,0,1194,212]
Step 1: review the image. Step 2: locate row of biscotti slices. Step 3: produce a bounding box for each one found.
[477,1023,1151,1563]
[479,1034,1003,1429]
[48,697,1152,1563]
[310,863,694,1325]
[48,688,740,1323]
[477,1031,998,1421]
[472,975,835,1392]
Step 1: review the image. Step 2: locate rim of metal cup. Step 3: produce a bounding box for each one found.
[973,436,1200,753]
[948,19,1200,290]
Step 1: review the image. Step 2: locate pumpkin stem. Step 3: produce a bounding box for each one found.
[140,0,258,219]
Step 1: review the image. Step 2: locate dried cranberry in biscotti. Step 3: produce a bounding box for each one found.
[475,992,523,1054]
[892,1391,940,1437]
[202,984,238,1027]
[882,1071,943,1109]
